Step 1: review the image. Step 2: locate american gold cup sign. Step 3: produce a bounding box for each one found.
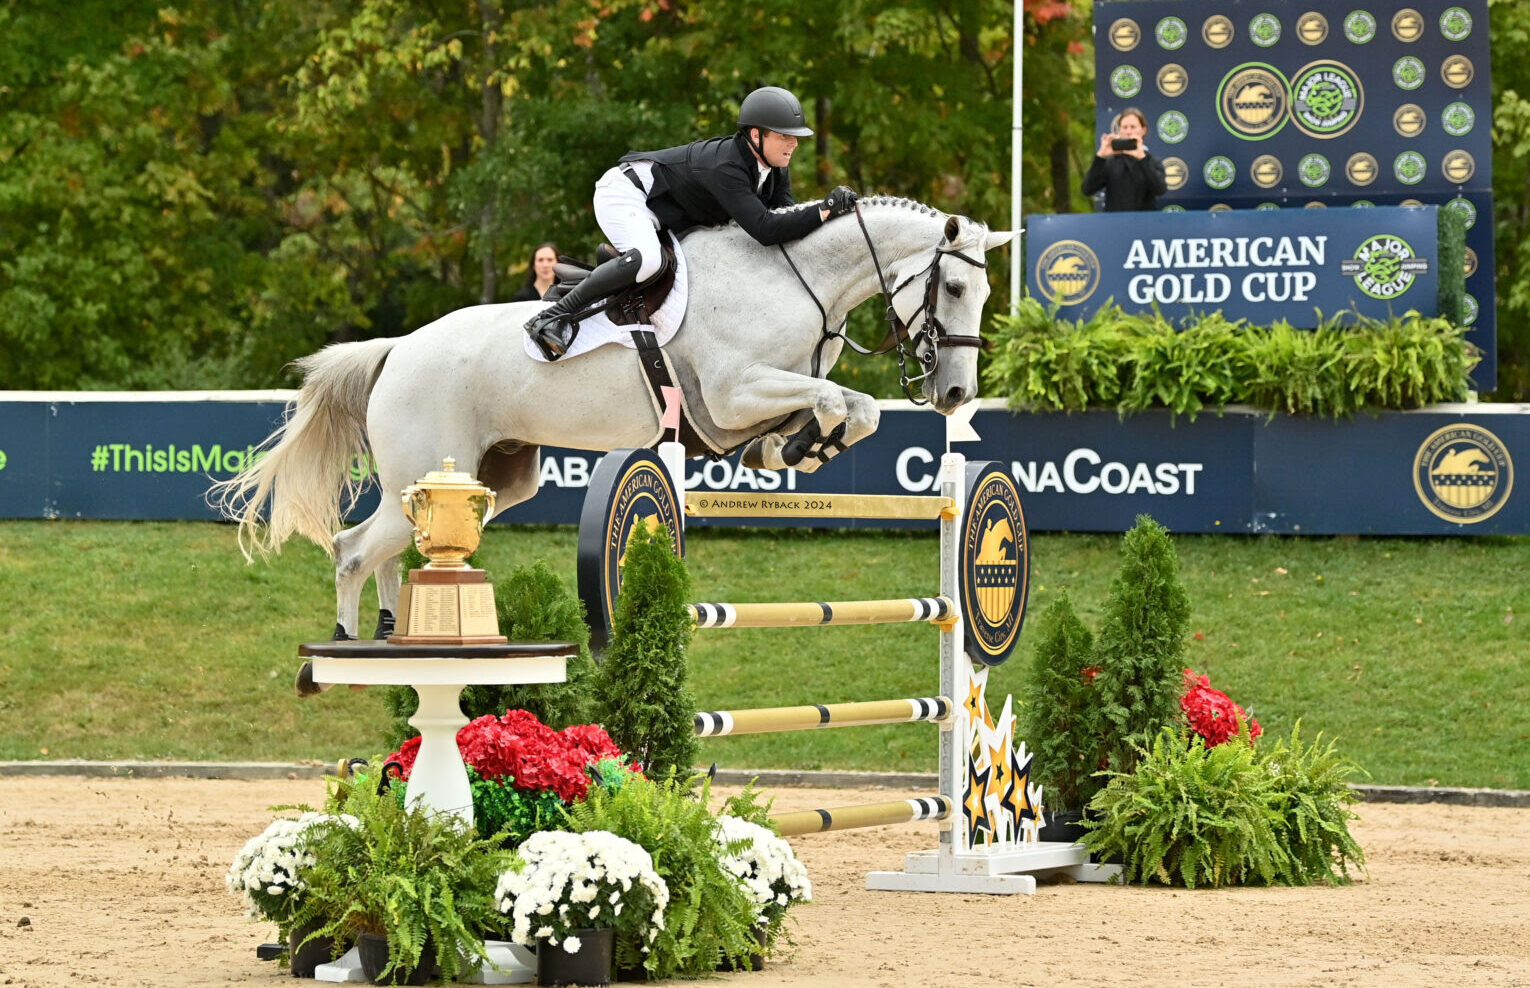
[1442,150,1476,184]
[1391,8,1424,43]
[1162,156,1188,190]
[1441,55,1474,89]
[1157,63,1189,98]
[389,457,507,644]
[1296,11,1328,44]
[1346,152,1378,186]
[1109,18,1140,51]
[1251,155,1283,188]
[1203,15,1234,48]
[1393,104,1426,137]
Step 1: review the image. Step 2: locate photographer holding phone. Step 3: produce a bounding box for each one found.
[1082,108,1167,211]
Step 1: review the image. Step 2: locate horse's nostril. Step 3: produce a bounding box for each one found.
[945,387,966,406]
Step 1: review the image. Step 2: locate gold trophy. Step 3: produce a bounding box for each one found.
[387,458,507,644]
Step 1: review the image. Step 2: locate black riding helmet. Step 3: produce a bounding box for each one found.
[738,86,814,139]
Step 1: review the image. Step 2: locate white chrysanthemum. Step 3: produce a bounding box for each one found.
[495,830,669,950]
[713,816,812,923]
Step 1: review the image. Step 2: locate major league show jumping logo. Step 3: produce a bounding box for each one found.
[1413,425,1513,523]
[1343,10,1377,44]
[1291,60,1364,138]
[960,462,1028,665]
[1156,16,1188,49]
[1340,234,1430,299]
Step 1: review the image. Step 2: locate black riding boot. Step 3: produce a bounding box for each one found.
[524,248,644,360]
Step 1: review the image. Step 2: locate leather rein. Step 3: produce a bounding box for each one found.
[779,202,988,405]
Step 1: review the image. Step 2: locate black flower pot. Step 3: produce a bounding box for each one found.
[716,923,769,973]
[287,919,336,978]
[1037,809,1090,844]
[537,926,614,987]
[357,931,438,986]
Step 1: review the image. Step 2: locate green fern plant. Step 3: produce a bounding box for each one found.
[1263,723,1368,884]
[566,774,758,979]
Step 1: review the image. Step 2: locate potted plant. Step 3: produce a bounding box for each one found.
[226,811,357,977]
[712,815,813,968]
[1181,668,1262,747]
[494,829,668,987]
[288,779,519,986]
[1020,592,1105,841]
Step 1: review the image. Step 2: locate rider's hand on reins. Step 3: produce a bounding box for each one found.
[821,186,860,221]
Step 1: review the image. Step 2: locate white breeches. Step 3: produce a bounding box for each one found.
[593,164,665,282]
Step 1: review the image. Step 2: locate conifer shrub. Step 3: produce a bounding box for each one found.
[592,522,700,783]
[1020,593,1106,810]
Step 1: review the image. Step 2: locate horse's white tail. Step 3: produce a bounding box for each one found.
[210,337,398,560]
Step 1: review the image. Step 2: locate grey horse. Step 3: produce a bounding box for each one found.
[213,196,1013,639]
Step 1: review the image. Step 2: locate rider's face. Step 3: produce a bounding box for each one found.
[755,128,798,168]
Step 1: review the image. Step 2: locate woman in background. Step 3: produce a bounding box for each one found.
[511,242,560,302]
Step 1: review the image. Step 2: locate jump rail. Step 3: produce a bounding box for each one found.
[689,597,952,629]
[693,697,952,737]
[773,796,952,837]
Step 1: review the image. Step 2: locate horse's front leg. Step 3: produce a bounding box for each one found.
[718,367,878,473]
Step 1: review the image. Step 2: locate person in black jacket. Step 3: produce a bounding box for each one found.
[525,86,860,360]
[510,242,560,302]
[1081,108,1167,212]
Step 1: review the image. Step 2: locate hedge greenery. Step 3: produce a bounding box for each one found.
[984,300,1479,418]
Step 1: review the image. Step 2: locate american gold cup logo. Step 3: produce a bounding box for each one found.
[1393,103,1426,137]
[1203,14,1234,48]
[961,464,1029,665]
[1413,425,1514,524]
[1346,152,1378,186]
[1297,11,1328,44]
[1441,55,1475,89]
[1391,8,1424,42]
[578,448,684,651]
[1109,18,1141,51]
[1304,200,1327,209]
[1218,63,1290,140]
[1442,150,1476,184]
[1035,240,1100,306]
[1162,156,1188,190]
[1251,154,1283,188]
[1464,247,1478,278]
[1210,203,1233,212]
[1157,63,1189,98]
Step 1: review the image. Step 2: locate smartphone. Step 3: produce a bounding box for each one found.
[1110,137,1139,152]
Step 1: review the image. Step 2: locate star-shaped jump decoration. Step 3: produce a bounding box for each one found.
[961,663,993,739]
[963,744,994,847]
[1002,741,1043,842]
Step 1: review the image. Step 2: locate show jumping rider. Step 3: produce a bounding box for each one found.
[524,85,861,360]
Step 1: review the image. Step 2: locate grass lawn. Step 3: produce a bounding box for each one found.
[1,520,1525,789]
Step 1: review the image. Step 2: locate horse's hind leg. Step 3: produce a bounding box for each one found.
[332,507,415,640]
[373,554,401,639]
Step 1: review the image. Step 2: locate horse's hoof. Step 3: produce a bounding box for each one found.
[372,609,395,641]
[740,439,765,470]
[294,661,331,698]
[781,439,810,467]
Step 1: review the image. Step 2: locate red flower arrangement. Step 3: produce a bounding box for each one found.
[1181,669,1262,747]
[384,709,633,803]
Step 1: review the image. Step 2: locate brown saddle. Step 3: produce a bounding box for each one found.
[546,238,679,326]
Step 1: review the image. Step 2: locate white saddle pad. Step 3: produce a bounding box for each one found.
[521,232,687,363]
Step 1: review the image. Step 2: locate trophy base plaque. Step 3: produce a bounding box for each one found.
[387,567,508,645]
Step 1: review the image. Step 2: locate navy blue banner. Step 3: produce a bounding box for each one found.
[1026,206,1439,325]
[3,396,1527,535]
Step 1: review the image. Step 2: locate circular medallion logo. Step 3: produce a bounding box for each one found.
[1413,425,1513,523]
[1463,247,1478,278]
[961,463,1029,665]
[1110,65,1143,98]
[1440,6,1473,41]
[1391,8,1424,42]
[1250,154,1283,188]
[1203,155,1236,190]
[1249,13,1282,47]
[1202,15,1235,48]
[1393,103,1426,137]
[1298,153,1331,188]
[1442,102,1475,137]
[1393,56,1425,90]
[1211,203,1234,212]
[1446,196,1477,229]
[1394,150,1427,185]
[1304,200,1328,209]
[1343,10,1376,43]
[1345,152,1378,186]
[1441,55,1475,89]
[1109,18,1141,51]
[1296,11,1329,44]
[1035,240,1100,306]
[1157,63,1189,97]
[1217,63,1291,140]
[1256,202,1281,211]
[1163,204,1187,213]
[1442,150,1476,184]
[1401,198,1424,207]
[1463,294,1479,324]
[1342,233,1427,299]
[1352,200,1375,208]
[1162,156,1188,190]
[1291,60,1363,138]
[1156,16,1188,50]
[1156,110,1189,145]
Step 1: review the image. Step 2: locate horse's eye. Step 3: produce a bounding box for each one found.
[945,281,966,298]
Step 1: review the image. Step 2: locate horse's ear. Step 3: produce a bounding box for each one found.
[983,230,1016,251]
[943,216,961,243]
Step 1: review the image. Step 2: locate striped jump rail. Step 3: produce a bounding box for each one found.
[689,596,953,629]
[772,796,952,837]
[694,696,952,737]
[684,491,957,521]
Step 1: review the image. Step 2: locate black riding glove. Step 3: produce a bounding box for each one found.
[822,186,859,218]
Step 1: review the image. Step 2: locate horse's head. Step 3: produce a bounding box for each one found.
[886,214,1014,413]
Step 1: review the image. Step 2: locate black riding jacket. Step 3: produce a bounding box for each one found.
[620,133,822,245]
[1082,152,1168,212]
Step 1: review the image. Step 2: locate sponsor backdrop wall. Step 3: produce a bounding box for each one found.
[1,395,1524,535]
[1091,0,1495,386]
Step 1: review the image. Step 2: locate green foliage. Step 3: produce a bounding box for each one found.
[1093,516,1191,776]
[466,766,570,848]
[383,559,595,746]
[566,775,758,979]
[985,301,1479,416]
[289,777,518,984]
[593,524,700,783]
[1020,593,1105,809]
[718,781,778,829]
[1437,204,1468,328]
[1084,724,1368,888]
[1084,728,1290,888]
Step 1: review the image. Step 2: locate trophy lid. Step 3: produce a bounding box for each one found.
[412,457,488,490]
